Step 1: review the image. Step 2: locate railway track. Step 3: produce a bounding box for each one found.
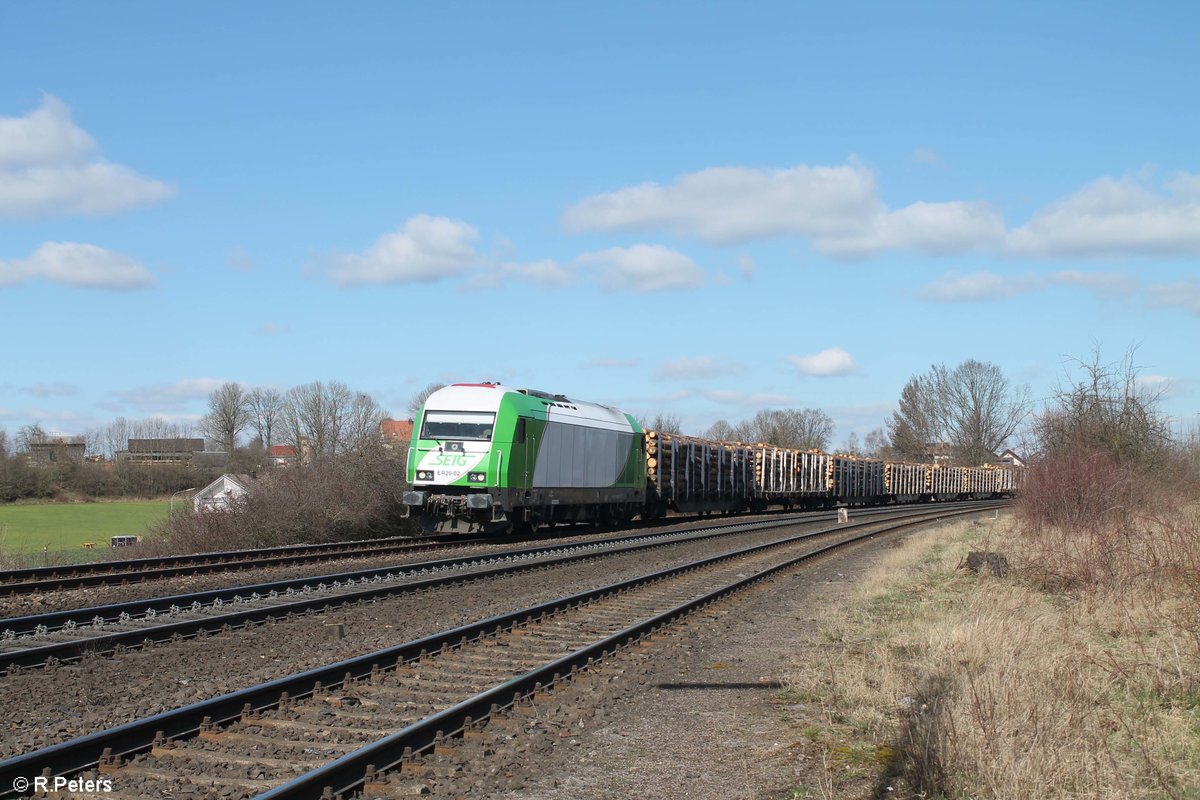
[0,502,1004,674]
[0,532,497,596]
[0,502,1003,799]
[0,502,1003,597]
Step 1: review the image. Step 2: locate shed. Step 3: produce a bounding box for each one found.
[194,473,255,513]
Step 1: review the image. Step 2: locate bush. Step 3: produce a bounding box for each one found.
[156,449,414,553]
[1016,445,1200,595]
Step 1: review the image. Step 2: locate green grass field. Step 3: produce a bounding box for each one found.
[0,502,170,555]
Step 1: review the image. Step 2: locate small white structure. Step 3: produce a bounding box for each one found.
[997,449,1027,468]
[194,473,254,513]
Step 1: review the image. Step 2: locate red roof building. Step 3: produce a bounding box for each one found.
[381,419,413,444]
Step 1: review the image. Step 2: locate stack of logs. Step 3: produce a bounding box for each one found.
[645,430,748,498]
[644,429,659,478]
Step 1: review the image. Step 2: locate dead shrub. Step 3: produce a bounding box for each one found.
[149,450,415,554]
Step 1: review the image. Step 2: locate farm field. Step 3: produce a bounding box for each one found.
[0,502,170,555]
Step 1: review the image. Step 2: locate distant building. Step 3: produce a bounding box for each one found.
[922,442,955,464]
[26,435,86,465]
[194,473,255,513]
[116,438,226,467]
[268,444,297,467]
[996,448,1027,468]
[381,419,413,447]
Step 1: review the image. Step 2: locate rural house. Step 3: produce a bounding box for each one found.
[194,473,255,513]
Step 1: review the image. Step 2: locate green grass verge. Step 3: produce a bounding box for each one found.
[0,502,169,555]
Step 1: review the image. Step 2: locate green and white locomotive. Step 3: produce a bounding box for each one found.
[403,382,1021,534]
[403,383,646,533]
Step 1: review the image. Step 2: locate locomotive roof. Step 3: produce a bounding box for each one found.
[426,383,636,430]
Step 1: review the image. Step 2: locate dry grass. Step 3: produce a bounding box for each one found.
[784,513,1200,799]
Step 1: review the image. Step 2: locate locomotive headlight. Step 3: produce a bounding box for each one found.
[468,472,487,483]
[416,470,434,481]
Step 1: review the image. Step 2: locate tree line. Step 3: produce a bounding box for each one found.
[197,380,387,458]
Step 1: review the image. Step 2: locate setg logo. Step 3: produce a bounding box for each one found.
[418,450,485,482]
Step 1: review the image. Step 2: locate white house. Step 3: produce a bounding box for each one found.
[194,473,255,513]
[997,449,1028,468]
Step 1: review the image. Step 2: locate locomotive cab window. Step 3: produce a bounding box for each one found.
[516,417,528,443]
[421,411,496,441]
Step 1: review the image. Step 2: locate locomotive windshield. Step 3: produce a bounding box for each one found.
[421,411,496,441]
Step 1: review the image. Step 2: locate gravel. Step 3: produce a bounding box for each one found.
[0,519,844,759]
[487,532,921,800]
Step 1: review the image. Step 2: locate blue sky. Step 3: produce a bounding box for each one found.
[2,1,1198,448]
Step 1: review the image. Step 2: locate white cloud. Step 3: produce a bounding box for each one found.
[1006,173,1200,258]
[787,348,858,377]
[1135,374,1180,399]
[327,215,482,286]
[911,148,942,165]
[23,382,79,398]
[326,218,703,294]
[919,271,1036,302]
[0,242,156,290]
[1146,279,1200,316]
[0,95,174,218]
[228,245,255,272]
[737,254,756,281]
[817,199,1005,259]
[654,356,745,381]
[563,162,1004,257]
[1047,270,1135,294]
[920,270,1136,303]
[0,407,82,424]
[703,389,795,406]
[112,378,228,412]
[586,357,639,369]
[499,259,573,287]
[464,259,575,291]
[259,322,289,336]
[576,244,704,292]
[564,163,878,245]
[566,163,1200,261]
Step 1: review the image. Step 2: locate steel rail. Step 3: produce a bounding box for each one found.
[0,500,1003,595]
[0,503,1003,797]
[1,501,997,635]
[263,503,999,800]
[0,533,490,596]
[0,503,1004,674]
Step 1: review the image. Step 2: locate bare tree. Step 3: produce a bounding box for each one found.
[139,416,182,440]
[16,423,46,452]
[1033,346,1171,471]
[82,427,103,458]
[650,413,683,434]
[408,382,447,420]
[704,419,737,440]
[344,392,387,453]
[886,373,941,462]
[839,431,862,456]
[753,409,834,450]
[936,359,1031,464]
[281,380,362,457]
[863,427,889,458]
[0,429,8,460]
[247,387,285,449]
[200,382,250,454]
[104,417,131,459]
[888,361,1029,464]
